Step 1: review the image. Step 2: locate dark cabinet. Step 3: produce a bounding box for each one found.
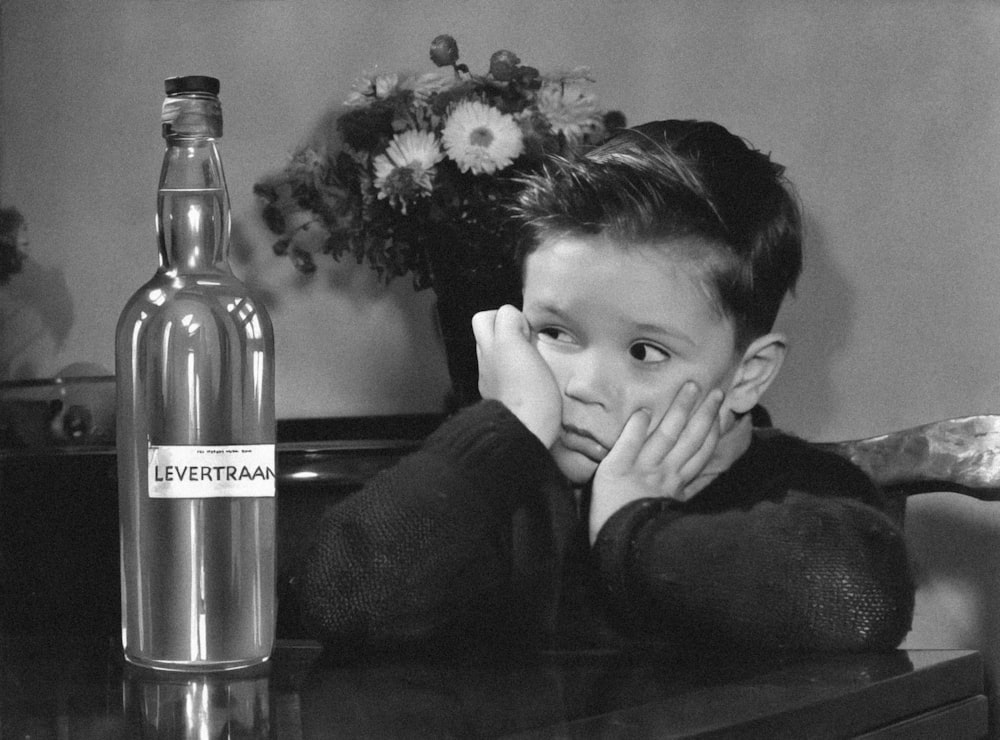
[0,415,437,638]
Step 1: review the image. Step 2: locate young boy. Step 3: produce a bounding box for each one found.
[296,120,914,654]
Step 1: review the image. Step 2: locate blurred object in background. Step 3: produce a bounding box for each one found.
[0,207,75,381]
[0,364,114,448]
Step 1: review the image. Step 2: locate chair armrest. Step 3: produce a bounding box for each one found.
[817,415,1000,500]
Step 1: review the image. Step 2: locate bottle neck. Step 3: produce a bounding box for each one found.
[156,133,231,274]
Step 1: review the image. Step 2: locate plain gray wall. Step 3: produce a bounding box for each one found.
[3,0,999,441]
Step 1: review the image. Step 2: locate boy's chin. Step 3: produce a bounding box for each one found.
[552,445,599,485]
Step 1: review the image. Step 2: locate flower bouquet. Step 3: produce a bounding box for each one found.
[254,34,624,406]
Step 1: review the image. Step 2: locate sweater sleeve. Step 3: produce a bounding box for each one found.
[593,455,915,653]
[295,400,568,649]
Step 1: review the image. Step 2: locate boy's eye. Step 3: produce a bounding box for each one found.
[629,342,670,363]
[536,327,572,343]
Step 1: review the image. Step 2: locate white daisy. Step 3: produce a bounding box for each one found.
[373,129,443,213]
[442,100,524,175]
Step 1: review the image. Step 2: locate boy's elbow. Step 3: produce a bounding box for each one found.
[743,564,914,655]
[780,493,916,653]
[802,527,916,653]
[849,566,915,653]
[830,581,914,654]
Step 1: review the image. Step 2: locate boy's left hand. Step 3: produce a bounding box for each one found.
[473,305,562,448]
[589,382,724,544]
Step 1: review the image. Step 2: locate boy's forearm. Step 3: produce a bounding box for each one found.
[593,492,915,652]
[296,400,558,647]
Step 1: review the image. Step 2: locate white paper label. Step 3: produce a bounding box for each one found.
[147,443,276,499]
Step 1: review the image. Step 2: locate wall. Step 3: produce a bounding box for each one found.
[2,0,999,439]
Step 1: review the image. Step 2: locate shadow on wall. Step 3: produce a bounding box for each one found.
[0,208,75,381]
[768,213,855,439]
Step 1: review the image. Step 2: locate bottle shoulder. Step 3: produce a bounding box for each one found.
[122,270,268,305]
[117,270,272,337]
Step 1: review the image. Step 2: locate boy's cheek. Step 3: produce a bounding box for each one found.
[717,395,741,434]
[614,381,709,437]
[619,390,673,431]
[533,343,563,380]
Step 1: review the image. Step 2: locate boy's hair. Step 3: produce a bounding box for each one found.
[511,120,803,349]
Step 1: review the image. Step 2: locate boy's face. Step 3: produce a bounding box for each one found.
[522,234,743,485]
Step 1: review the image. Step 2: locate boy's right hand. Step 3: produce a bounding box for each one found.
[589,382,723,543]
[472,305,561,448]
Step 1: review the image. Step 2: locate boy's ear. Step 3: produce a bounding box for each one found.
[726,333,787,415]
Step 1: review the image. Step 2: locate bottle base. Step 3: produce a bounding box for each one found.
[123,649,271,674]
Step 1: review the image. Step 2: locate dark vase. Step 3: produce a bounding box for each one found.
[426,241,522,411]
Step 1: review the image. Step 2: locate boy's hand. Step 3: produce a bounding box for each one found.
[589,382,724,544]
[472,305,562,448]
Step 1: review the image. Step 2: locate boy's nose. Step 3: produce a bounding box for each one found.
[564,351,615,408]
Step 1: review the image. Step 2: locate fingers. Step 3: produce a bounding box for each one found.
[674,400,722,485]
[635,382,722,472]
[678,387,724,457]
[471,309,499,348]
[473,305,562,446]
[638,382,702,463]
[602,407,652,470]
[494,303,530,341]
[473,305,529,347]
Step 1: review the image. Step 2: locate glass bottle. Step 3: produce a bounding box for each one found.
[116,75,276,671]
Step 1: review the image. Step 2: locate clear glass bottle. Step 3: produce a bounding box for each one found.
[116,75,276,671]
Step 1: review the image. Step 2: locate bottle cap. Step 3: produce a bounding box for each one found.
[162,76,223,138]
[164,76,221,97]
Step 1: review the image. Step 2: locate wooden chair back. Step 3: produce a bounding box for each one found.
[816,415,1000,501]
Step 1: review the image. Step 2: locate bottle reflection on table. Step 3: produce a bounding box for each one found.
[122,666,273,739]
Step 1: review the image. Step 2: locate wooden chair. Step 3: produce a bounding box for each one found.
[818,415,1000,730]
[817,414,1000,502]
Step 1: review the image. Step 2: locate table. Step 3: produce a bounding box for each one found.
[0,422,990,737]
[0,636,987,739]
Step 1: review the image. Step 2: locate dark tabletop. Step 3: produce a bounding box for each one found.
[0,426,990,738]
[0,633,987,739]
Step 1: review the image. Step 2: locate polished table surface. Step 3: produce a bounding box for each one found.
[0,635,987,739]
[0,427,991,738]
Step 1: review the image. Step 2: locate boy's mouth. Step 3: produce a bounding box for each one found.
[560,424,610,461]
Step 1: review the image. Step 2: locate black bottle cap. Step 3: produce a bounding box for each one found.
[164,75,220,96]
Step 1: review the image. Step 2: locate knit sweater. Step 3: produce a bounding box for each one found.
[296,400,914,654]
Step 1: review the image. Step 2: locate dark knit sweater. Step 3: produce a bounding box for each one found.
[296,400,914,654]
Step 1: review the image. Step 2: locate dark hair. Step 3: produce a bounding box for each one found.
[511,120,803,349]
[0,207,26,285]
